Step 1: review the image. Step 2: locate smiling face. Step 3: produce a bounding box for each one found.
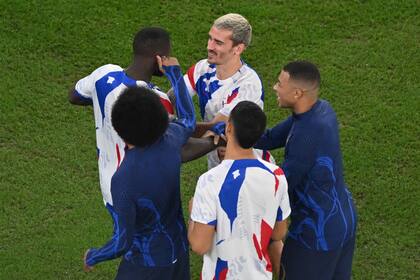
[207,26,240,65]
[273,70,299,108]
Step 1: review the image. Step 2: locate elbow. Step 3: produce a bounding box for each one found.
[189,242,210,256]
[188,237,210,256]
[68,89,78,104]
[68,90,92,106]
[115,239,132,258]
[120,243,131,255]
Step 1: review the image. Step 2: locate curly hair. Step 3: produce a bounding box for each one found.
[111,87,169,147]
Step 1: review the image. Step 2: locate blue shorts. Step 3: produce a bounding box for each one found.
[280,236,356,280]
[115,250,190,280]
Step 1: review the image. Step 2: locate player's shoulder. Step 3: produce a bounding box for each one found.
[191,59,215,74]
[237,62,263,86]
[90,64,124,79]
[307,100,338,132]
[257,158,285,176]
[198,161,233,186]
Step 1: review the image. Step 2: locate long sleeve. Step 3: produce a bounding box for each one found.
[254,116,294,150]
[85,178,136,266]
[163,65,196,132]
[280,122,317,193]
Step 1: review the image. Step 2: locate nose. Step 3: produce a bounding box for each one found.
[207,39,215,50]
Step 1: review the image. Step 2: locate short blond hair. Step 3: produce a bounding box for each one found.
[213,13,252,47]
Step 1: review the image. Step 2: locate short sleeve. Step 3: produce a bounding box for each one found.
[276,175,291,221]
[219,83,264,116]
[183,64,197,98]
[191,174,217,225]
[75,73,95,99]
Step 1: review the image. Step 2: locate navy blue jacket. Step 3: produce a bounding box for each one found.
[255,100,357,251]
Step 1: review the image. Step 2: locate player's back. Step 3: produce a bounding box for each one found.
[111,122,188,267]
[196,158,290,280]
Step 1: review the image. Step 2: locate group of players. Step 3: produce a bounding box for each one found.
[69,13,357,280]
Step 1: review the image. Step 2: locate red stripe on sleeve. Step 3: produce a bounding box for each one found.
[160,97,174,115]
[187,64,196,91]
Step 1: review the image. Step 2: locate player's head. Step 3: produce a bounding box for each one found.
[133,27,171,76]
[227,101,266,149]
[112,87,168,147]
[274,61,321,108]
[207,13,251,65]
[133,27,171,57]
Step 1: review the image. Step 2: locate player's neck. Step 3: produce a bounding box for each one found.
[125,60,153,82]
[216,57,242,80]
[293,97,318,114]
[224,142,255,161]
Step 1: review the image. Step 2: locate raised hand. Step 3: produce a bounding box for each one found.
[156,55,180,73]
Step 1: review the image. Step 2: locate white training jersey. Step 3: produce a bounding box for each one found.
[75,64,174,205]
[184,59,274,168]
[191,159,291,280]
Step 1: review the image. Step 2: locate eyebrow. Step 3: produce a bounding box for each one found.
[209,33,225,44]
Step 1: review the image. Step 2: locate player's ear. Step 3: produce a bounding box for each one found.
[234,43,245,56]
[295,88,304,99]
[225,121,233,137]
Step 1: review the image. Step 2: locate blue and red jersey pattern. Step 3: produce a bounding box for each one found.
[191,159,291,280]
[75,64,174,205]
[85,65,195,269]
[184,59,274,169]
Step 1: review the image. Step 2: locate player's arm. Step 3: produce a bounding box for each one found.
[269,173,291,275]
[188,175,217,255]
[281,127,318,192]
[166,63,197,107]
[69,71,95,106]
[158,56,196,133]
[191,81,261,138]
[83,180,136,270]
[181,136,221,163]
[181,122,227,163]
[188,197,215,255]
[192,113,228,138]
[268,220,288,276]
[166,87,176,107]
[254,116,294,150]
[188,220,215,255]
[68,88,92,106]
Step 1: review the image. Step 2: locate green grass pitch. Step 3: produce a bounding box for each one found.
[0,0,419,279]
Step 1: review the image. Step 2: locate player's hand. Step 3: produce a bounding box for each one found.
[83,249,94,272]
[268,240,283,276]
[156,55,180,73]
[202,130,227,146]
